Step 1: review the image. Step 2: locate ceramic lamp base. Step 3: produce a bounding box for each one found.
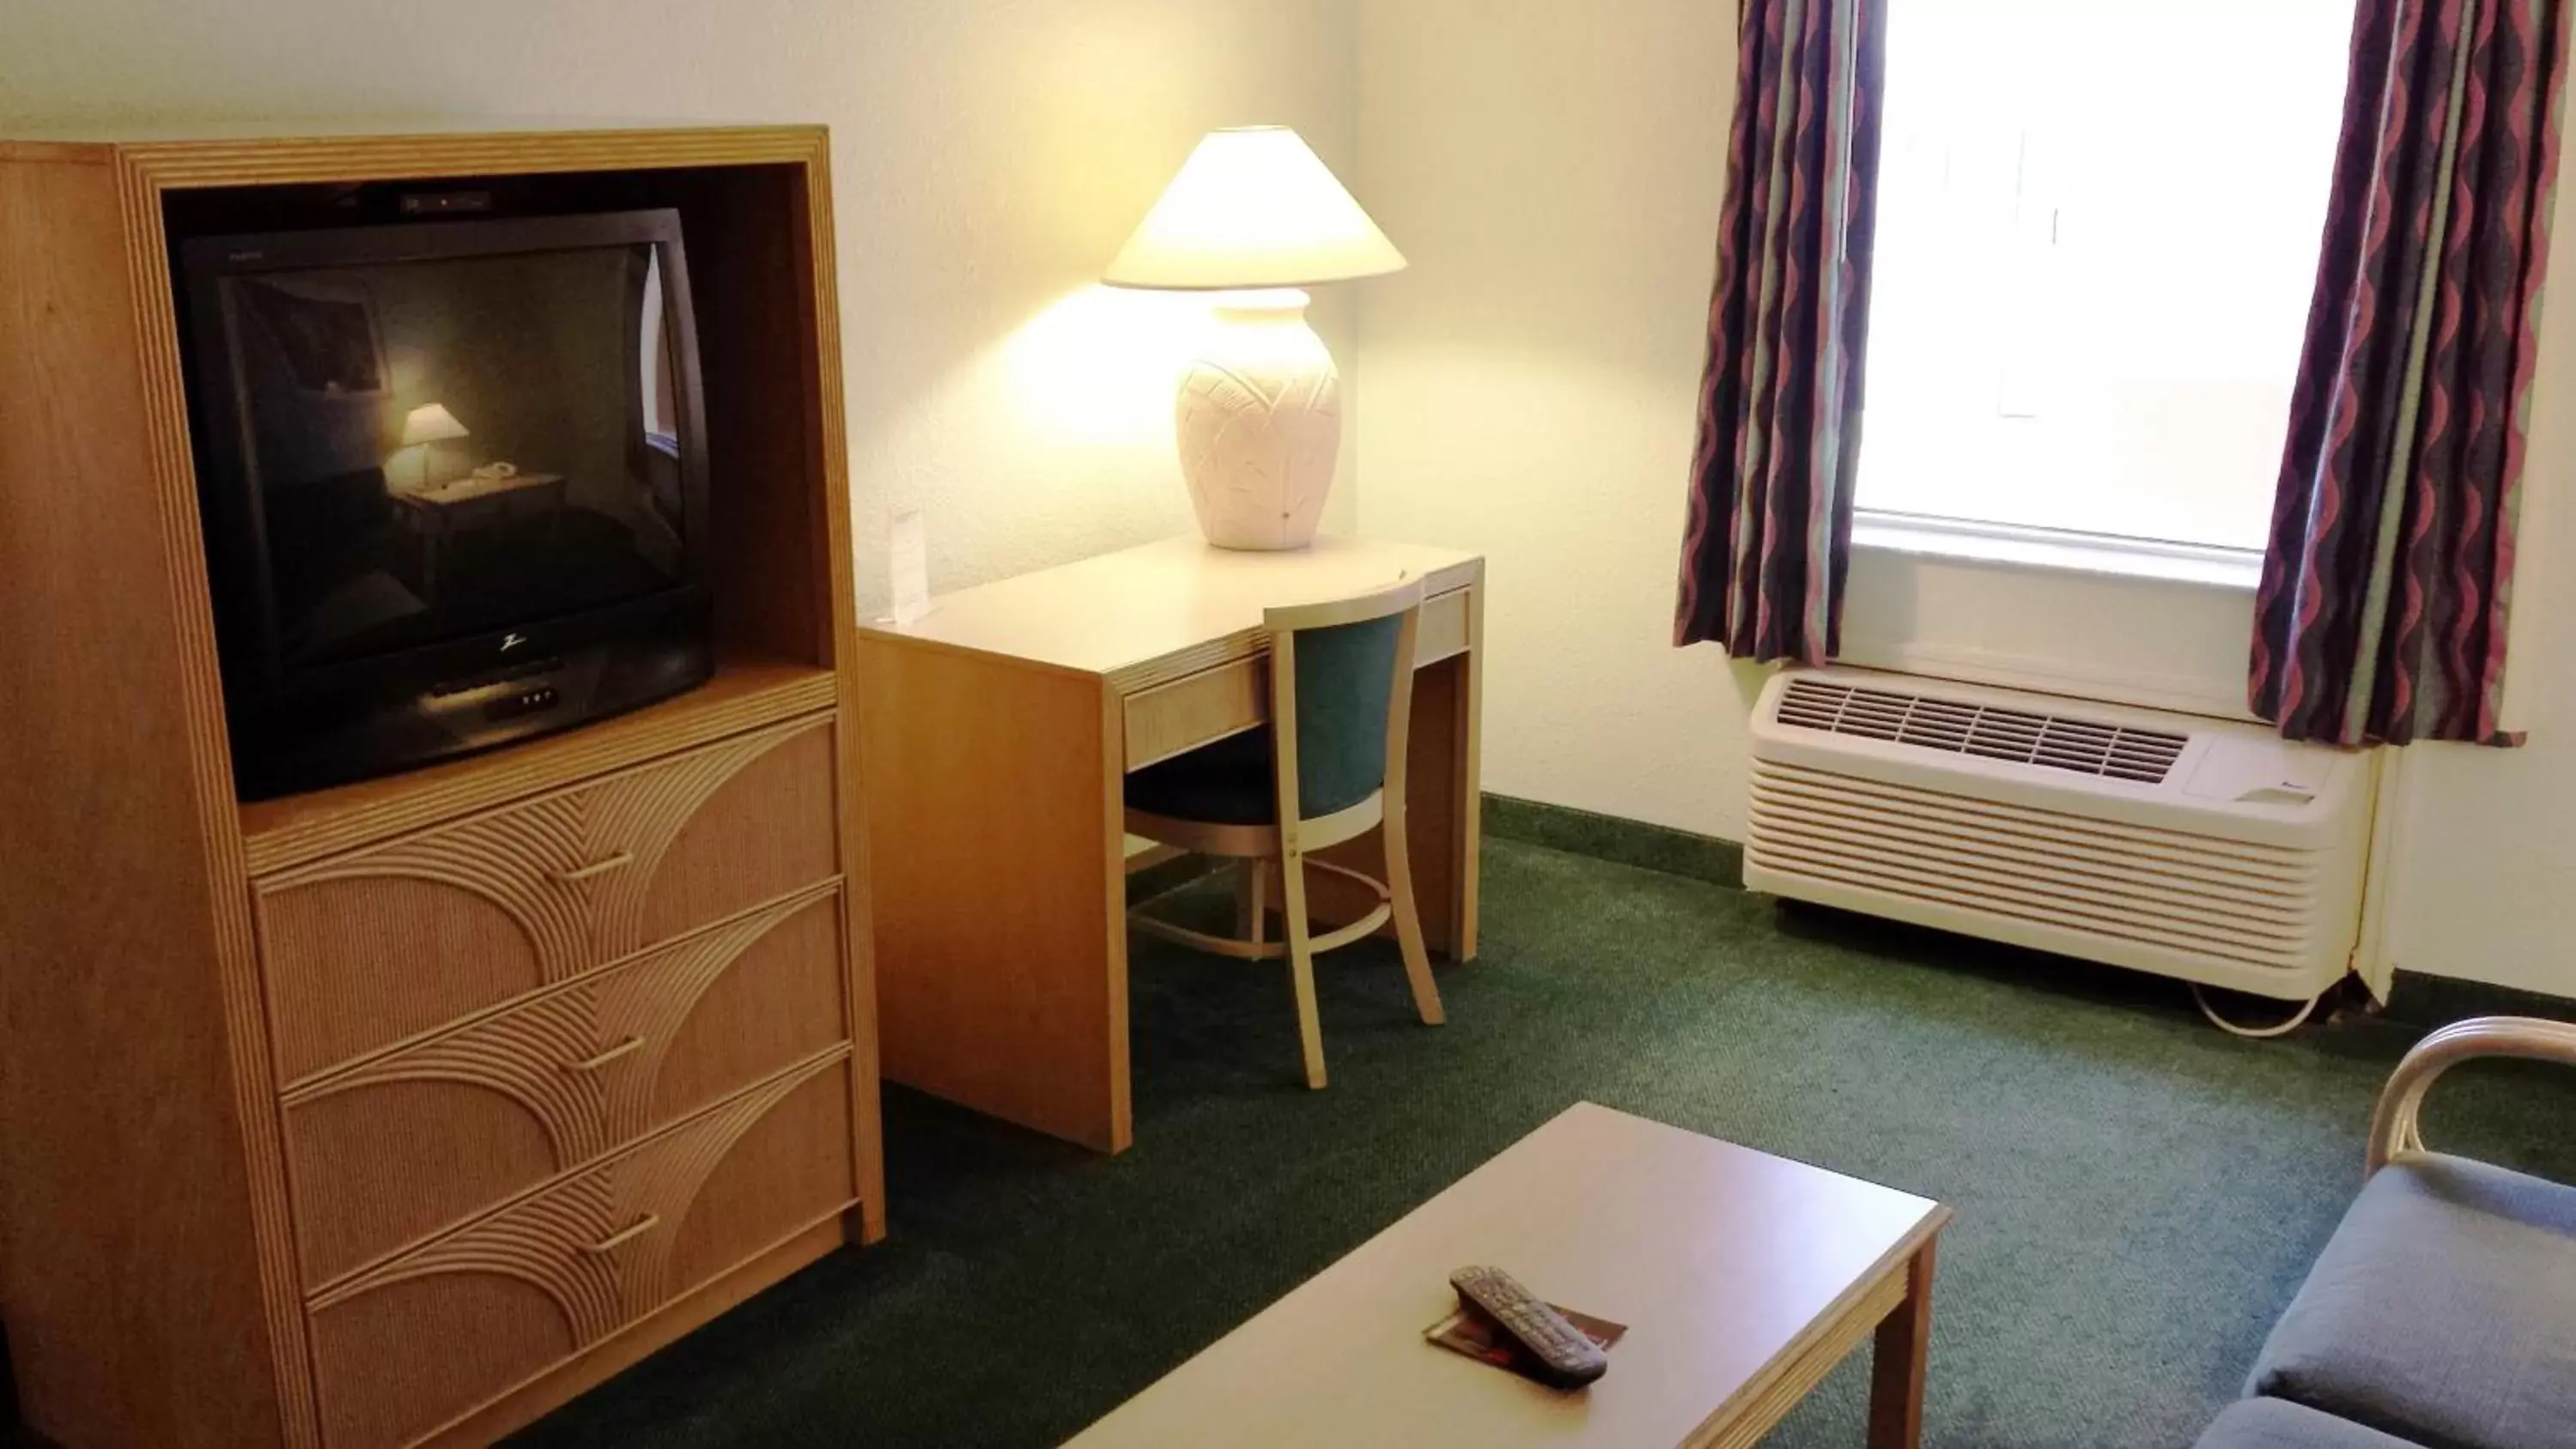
[1175,288,1338,550]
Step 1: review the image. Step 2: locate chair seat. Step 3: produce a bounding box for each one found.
[1127,728,1278,826]
[2247,1153,2576,1449]
[2196,1399,2425,1449]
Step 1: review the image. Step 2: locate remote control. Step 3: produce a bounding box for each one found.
[1449,1265,1610,1388]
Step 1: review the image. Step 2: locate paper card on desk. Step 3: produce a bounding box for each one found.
[1425,1302,1626,1384]
[890,509,931,626]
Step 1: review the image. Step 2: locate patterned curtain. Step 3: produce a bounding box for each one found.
[2254,0,2570,745]
[1674,0,1890,663]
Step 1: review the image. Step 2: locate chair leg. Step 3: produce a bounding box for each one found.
[1238,859,1270,946]
[1381,804,1446,1027]
[1275,850,1327,1089]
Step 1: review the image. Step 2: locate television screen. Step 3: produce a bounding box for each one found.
[217,242,690,670]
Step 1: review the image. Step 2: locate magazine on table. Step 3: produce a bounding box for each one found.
[1424,1301,1627,1384]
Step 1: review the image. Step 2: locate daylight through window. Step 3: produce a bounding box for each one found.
[1856,0,2355,553]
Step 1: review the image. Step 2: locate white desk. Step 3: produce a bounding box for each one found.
[855,535,1484,1151]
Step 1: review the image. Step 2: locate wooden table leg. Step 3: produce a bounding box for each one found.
[1866,1238,1936,1449]
[1309,646,1481,961]
[1449,582,1481,961]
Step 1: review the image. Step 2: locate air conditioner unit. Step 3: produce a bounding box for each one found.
[1747,667,2372,1005]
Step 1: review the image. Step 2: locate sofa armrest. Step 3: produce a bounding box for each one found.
[2367,1015,2576,1174]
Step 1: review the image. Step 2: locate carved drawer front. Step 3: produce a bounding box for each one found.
[281,888,849,1289]
[305,1051,854,1449]
[256,715,841,1083]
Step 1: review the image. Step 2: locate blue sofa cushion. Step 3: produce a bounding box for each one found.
[2196,1398,2425,1449]
[2248,1152,2576,1449]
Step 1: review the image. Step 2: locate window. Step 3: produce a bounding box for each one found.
[1856,0,2354,555]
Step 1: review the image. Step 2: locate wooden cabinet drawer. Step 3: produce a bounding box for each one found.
[256,715,841,1083]
[282,888,849,1290]
[306,1051,855,1449]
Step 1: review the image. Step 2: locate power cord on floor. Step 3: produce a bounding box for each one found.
[2191,983,2323,1039]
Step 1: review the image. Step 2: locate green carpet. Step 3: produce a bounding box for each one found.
[513,839,2576,1447]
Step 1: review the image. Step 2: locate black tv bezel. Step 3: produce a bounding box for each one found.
[178,209,714,706]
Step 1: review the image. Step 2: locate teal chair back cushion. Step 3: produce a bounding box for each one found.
[1285,613,1402,819]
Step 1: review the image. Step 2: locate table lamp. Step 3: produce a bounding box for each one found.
[400,402,471,489]
[1104,127,1405,550]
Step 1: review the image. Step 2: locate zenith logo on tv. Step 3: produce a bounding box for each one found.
[499,633,530,652]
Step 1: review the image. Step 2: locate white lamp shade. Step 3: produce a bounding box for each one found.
[1103,127,1406,291]
[400,402,470,447]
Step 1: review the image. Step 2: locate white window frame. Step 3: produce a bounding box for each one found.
[1852,508,2264,591]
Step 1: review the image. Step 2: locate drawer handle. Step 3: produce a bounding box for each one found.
[567,1036,645,1072]
[582,1214,660,1253]
[558,852,635,883]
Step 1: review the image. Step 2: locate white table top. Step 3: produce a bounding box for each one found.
[1068,1102,1947,1448]
[857,534,1481,685]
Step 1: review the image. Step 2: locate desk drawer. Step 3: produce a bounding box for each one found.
[306,1050,854,1449]
[1119,587,1474,772]
[256,716,840,1084]
[1417,586,1470,664]
[281,888,849,1290]
[1124,660,1267,771]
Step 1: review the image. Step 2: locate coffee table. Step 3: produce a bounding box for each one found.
[1068,1102,1951,1447]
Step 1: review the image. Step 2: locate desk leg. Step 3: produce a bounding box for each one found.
[1312,634,1482,961]
[1407,651,1479,961]
[856,638,1131,1153]
[1451,584,1483,960]
[1867,1239,1936,1449]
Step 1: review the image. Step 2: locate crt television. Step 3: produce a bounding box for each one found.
[179,209,714,798]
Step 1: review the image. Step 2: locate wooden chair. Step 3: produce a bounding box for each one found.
[1125,578,1446,1088]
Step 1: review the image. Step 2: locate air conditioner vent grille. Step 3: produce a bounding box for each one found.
[1776,677,2188,785]
[1746,759,2324,972]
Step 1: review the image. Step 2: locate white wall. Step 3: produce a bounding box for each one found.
[0,0,1364,611]
[1356,2,2576,995]
[1355,0,1766,840]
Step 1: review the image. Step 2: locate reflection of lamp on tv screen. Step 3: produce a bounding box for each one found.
[398,402,470,488]
[178,209,715,799]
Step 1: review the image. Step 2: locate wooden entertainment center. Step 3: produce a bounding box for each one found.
[0,125,880,1447]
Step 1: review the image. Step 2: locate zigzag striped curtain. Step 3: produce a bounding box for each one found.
[2255,0,2570,744]
[1674,0,1890,663]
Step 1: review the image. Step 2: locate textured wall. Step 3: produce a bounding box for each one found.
[0,0,1364,611]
